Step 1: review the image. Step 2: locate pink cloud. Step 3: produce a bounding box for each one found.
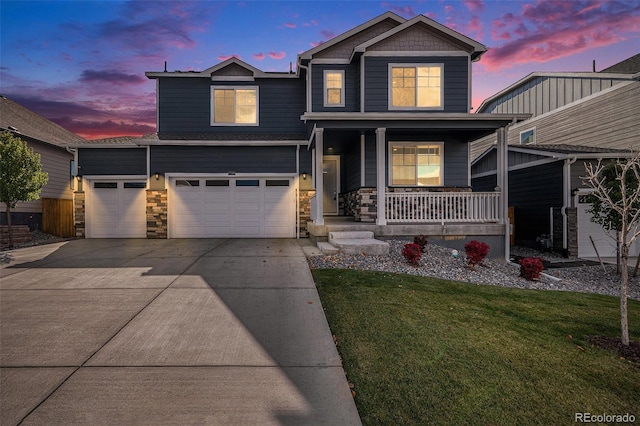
[253,52,265,60]
[320,30,335,39]
[444,5,454,14]
[268,51,286,60]
[217,54,241,61]
[462,0,484,13]
[284,22,296,29]
[310,40,323,48]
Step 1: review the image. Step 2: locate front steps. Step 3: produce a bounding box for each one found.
[317,231,389,255]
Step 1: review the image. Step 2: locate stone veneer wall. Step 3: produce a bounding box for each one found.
[299,190,313,237]
[74,191,85,238]
[146,190,167,239]
[553,207,577,256]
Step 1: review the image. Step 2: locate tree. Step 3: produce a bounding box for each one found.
[0,131,48,249]
[583,152,640,346]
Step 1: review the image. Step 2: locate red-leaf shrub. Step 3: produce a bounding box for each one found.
[520,257,544,281]
[402,243,422,266]
[464,240,490,268]
[413,234,428,252]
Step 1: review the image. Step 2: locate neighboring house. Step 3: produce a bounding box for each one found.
[471,144,638,258]
[70,12,525,256]
[470,53,640,160]
[0,95,84,236]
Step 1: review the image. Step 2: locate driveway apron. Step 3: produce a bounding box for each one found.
[0,239,361,425]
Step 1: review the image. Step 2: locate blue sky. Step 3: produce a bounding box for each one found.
[1,0,639,139]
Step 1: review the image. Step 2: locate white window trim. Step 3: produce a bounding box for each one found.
[323,70,345,107]
[388,63,444,111]
[519,127,536,145]
[388,141,444,187]
[210,86,259,126]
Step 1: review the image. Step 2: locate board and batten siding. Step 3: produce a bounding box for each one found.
[158,77,306,134]
[150,146,297,174]
[363,56,469,113]
[480,75,629,117]
[12,142,73,214]
[311,63,360,112]
[78,148,147,176]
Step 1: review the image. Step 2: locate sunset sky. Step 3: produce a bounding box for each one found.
[1,0,639,140]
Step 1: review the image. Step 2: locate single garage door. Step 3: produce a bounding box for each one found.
[577,195,639,258]
[86,180,147,238]
[169,177,295,238]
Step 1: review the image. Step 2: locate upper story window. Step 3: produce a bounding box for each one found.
[520,128,535,145]
[324,70,345,107]
[211,86,258,126]
[389,64,443,110]
[390,142,443,186]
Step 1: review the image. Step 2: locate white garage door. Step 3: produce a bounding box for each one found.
[86,180,147,238]
[169,177,295,238]
[577,196,639,258]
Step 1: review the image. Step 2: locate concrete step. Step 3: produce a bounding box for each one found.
[329,238,389,255]
[317,242,340,255]
[328,231,374,242]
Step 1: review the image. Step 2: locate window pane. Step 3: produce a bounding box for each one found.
[94,182,117,189]
[266,179,290,186]
[175,180,200,187]
[392,87,415,107]
[214,89,235,123]
[392,165,416,185]
[326,72,342,88]
[124,182,146,189]
[206,180,229,186]
[327,88,342,104]
[236,179,260,187]
[417,87,441,107]
[236,89,257,123]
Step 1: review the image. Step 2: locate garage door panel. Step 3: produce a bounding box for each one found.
[170,177,294,238]
[88,181,146,238]
[577,200,639,257]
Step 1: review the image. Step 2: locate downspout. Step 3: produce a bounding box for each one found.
[297,62,311,113]
[296,144,300,239]
[562,156,577,252]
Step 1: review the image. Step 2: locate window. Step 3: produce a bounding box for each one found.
[390,143,443,186]
[94,182,118,189]
[389,64,443,109]
[236,179,260,187]
[175,180,200,187]
[324,70,344,107]
[123,182,146,189]
[211,87,258,125]
[520,128,535,145]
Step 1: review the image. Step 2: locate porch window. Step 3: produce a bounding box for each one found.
[211,87,258,125]
[389,64,443,109]
[324,70,345,107]
[390,142,443,186]
[520,128,535,145]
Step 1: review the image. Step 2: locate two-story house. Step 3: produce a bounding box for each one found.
[70,12,525,256]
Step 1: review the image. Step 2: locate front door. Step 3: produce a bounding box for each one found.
[323,156,340,215]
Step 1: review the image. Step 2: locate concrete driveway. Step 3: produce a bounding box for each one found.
[0,239,361,425]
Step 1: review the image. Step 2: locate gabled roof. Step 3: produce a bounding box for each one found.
[600,52,640,74]
[0,95,85,147]
[352,14,487,61]
[146,57,293,79]
[298,11,406,60]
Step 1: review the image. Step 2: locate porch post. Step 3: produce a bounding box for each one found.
[314,127,324,225]
[376,127,387,225]
[496,126,510,261]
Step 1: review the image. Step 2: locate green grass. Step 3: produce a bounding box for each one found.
[313,269,640,425]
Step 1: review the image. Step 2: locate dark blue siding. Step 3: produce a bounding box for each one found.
[364,56,469,113]
[78,148,146,175]
[364,133,377,187]
[472,175,497,192]
[150,146,297,174]
[509,162,563,244]
[344,142,361,192]
[311,63,360,112]
[158,77,306,134]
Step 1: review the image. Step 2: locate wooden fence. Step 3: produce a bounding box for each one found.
[42,198,74,237]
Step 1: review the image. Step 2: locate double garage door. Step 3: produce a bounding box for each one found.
[169,177,295,238]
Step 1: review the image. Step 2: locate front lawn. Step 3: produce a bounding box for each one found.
[313,269,640,425]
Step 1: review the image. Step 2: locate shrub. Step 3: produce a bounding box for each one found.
[413,235,428,252]
[402,243,422,266]
[520,257,544,281]
[464,240,490,268]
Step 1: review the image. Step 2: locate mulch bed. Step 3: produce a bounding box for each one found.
[589,335,640,366]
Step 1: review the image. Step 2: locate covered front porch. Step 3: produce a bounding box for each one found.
[301,113,526,258]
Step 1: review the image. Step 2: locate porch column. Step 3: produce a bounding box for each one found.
[376,127,387,225]
[314,127,324,225]
[496,126,510,260]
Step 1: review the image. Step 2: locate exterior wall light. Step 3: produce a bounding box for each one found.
[154,172,160,180]
[302,172,307,180]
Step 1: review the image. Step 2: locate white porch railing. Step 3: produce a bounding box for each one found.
[386,192,501,223]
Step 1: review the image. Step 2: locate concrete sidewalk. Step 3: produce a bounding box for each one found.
[1,239,361,425]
